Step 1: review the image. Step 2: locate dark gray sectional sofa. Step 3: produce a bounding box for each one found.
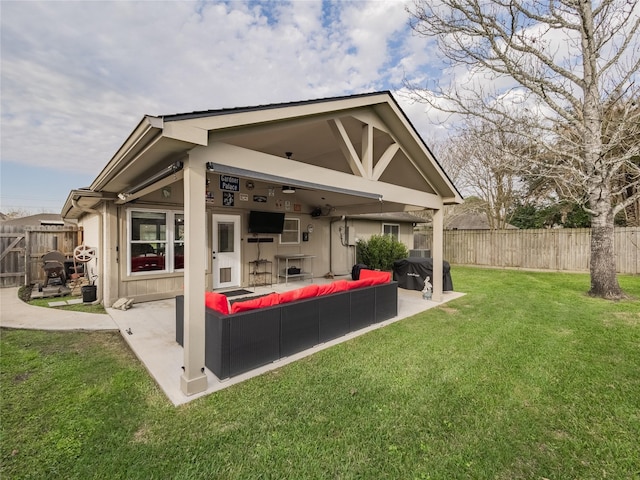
[175,281,398,380]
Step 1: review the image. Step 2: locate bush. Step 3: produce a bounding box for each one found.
[18,285,32,303]
[356,235,408,271]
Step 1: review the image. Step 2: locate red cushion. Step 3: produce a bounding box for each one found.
[317,283,334,296]
[278,284,320,304]
[332,279,349,292]
[359,269,391,284]
[297,284,320,300]
[346,277,376,290]
[278,289,299,304]
[231,293,279,314]
[205,292,230,315]
[318,279,349,295]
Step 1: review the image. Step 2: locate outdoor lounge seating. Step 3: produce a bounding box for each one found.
[175,270,398,380]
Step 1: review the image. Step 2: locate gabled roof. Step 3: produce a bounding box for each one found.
[63,91,462,219]
[161,91,390,121]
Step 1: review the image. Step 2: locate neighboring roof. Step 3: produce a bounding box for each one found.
[0,213,76,227]
[447,213,518,230]
[348,212,428,223]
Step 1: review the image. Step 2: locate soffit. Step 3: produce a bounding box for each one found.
[208,108,439,196]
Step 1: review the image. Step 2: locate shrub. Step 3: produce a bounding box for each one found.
[356,234,408,271]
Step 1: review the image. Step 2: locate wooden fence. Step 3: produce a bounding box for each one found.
[0,225,82,288]
[414,227,639,275]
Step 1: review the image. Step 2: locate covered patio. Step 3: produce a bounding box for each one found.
[63,91,463,398]
[107,279,465,406]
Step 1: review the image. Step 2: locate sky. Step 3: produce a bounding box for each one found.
[0,0,447,215]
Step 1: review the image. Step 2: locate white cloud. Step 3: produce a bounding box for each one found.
[1,0,450,212]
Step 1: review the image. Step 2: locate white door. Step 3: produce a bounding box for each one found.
[212,214,241,289]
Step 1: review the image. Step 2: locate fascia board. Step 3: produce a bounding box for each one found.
[90,116,163,191]
[172,93,391,132]
[162,122,208,145]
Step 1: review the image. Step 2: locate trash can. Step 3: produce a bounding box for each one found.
[351,263,368,280]
[81,285,97,303]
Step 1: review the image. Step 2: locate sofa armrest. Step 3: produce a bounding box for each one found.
[375,281,398,321]
[205,309,230,380]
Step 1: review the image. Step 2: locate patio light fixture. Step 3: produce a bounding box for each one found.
[282,186,296,194]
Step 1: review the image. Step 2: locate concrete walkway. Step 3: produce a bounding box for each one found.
[0,287,118,331]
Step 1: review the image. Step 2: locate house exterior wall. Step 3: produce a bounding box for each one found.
[105,173,349,303]
[83,179,421,305]
[351,219,415,261]
[77,211,101,290]
[327,218,416,276]
[350,220,414,246]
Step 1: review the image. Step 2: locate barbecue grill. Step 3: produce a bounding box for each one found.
[42,251,66,287]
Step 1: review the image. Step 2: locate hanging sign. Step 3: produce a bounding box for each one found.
[220,175,239,191]
[223,192,235,207]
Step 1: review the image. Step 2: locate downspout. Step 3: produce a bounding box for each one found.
[328,215,348,277]
[71,198,104,305]
[344,215,354,272]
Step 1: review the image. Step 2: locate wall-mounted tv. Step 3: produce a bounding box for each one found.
[248,210,286,234]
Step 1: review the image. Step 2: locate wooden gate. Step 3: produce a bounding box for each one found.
[0,225,82,288]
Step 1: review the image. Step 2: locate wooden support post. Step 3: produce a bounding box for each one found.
[180,155,208,396]
[432,208,444,302]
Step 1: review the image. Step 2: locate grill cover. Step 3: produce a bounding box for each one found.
[392,257,453,291]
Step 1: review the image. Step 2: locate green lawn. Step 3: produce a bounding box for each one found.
[2,268,639,479]
[27,294,107,315]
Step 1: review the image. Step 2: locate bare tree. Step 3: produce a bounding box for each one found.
[406,0,640,299]
[438,120,527,229]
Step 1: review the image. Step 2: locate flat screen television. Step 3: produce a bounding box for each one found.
[248,210,286,234]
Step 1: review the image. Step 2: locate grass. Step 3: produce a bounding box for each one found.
[19,286,107,315]
[2,267,639,479]
[27,294,107,315]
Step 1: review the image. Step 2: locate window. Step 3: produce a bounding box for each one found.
[383,223,400,240]
[280,217,300,244]
[129,209,183,274]
[174,213,184,270]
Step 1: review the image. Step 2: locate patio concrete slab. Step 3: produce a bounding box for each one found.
[107,281,465,406]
